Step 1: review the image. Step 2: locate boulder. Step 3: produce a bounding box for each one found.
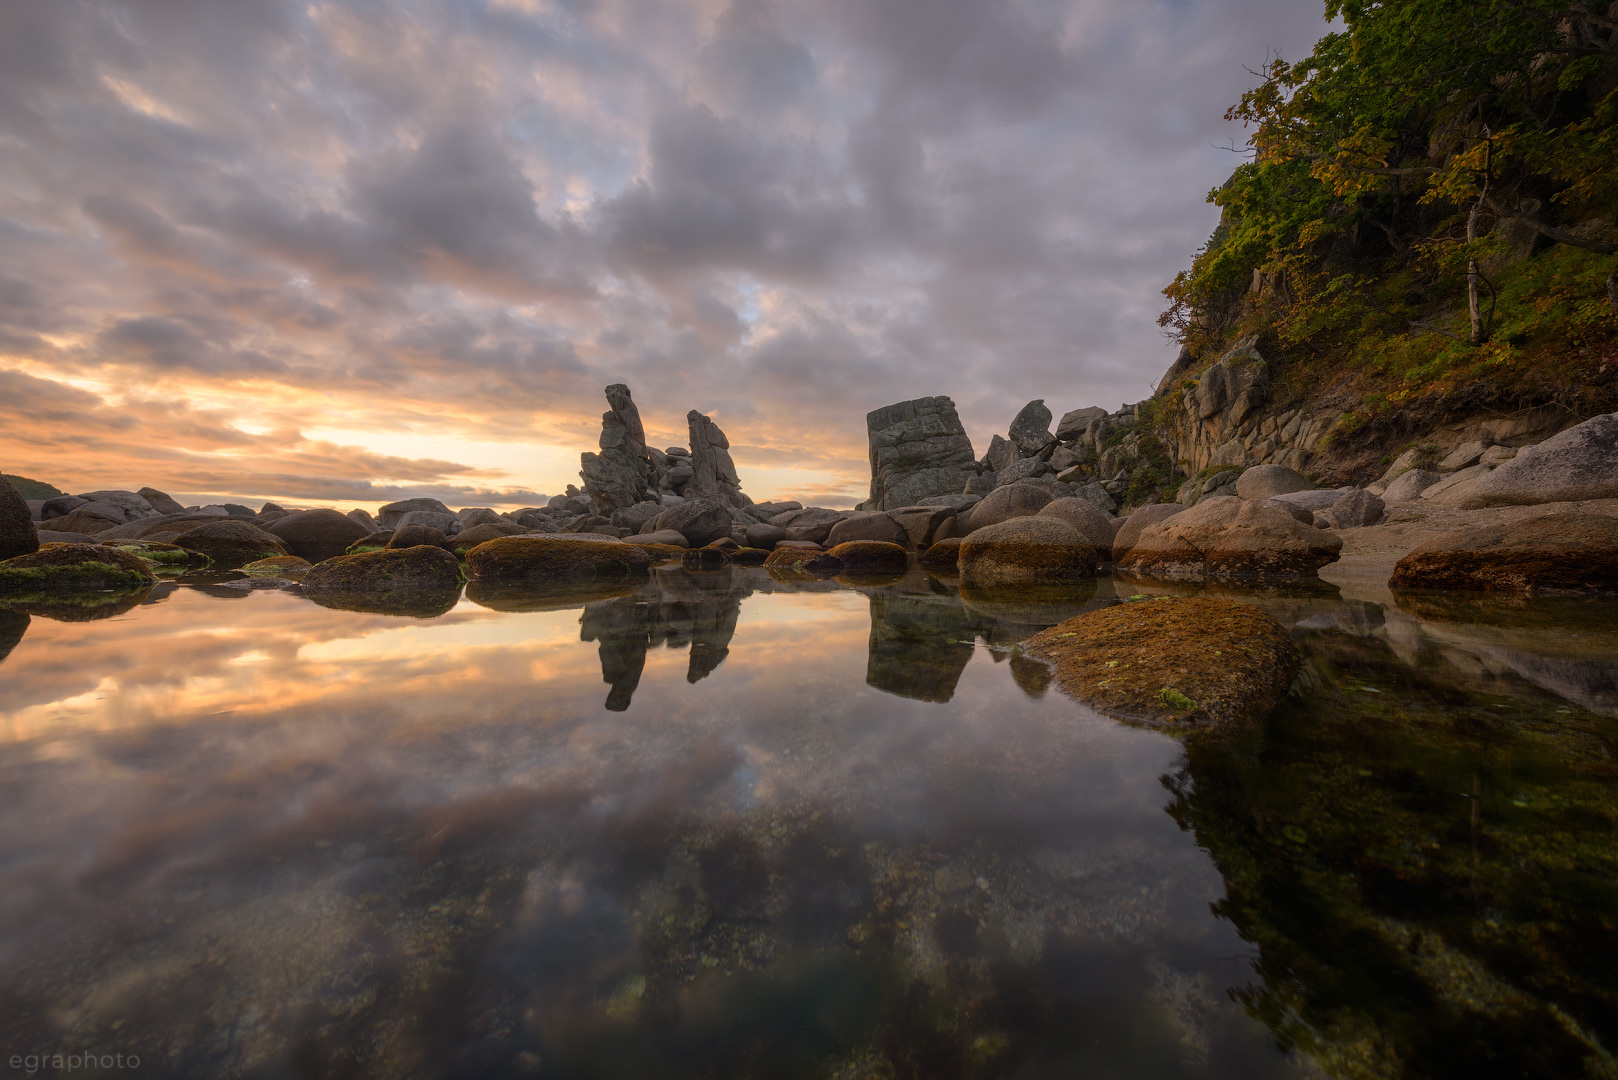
[241,555,313,574]
[728,547,769,566]
[682,547,728,571]
[1036,498,1120,558]
[1419,463,1493,505]
[650,498,732,547]
[303,545,463,594]
[394,509,459,534]
[171,520,289,568]
[504,508,558,530]
[1326,488,1385,529]
[744,523,786,549]
[388,524,448,549]
[260,508,372,563]
[465,534,652,582]
[886,505,956,549]
[1110,504,1186,562]
[580,383,657,513]
[0,473,39,561]
[827,512,909,548]
[1437,440,1489,472]
[48,507,124,536]
[347,531,393,553]
[137,487,187,516]
[452,522,528,551]
[377,497,453,529]
[1008,399,1054,454]
[40,495,87,519]
[958,517,1098,587]
[686,410,745,506]
[1268,489,1345,513]
[1382,468,1444,502]
[35,530,97,544]
[862,396,979,510]
[1468,412,1618,505]
[827,540,908,572]
[1388,512,1618,594]
[919,537,963,572]
[102,539,198,569]
[995,457,1052,487]
[629,529,690,548]
[917,493,979,511]
[191,505,232,517]
[983,434,1019,473]
[610,500,664,534]
[962,482,1054,531]
[458,507,503,528]
[763,546,844,572]
[1055,406,1107,442]
[347,508,379,532]
[1024,597,1300,730]
[1118,497,1342,580]
[1265,499,1316,525]
[75,489,155,520]
[0,543,156,593]
[24,501,43,522]
[1234,464,1313,501]
[1068,482,1118,514]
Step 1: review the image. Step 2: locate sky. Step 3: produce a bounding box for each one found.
[0,0,1332,510]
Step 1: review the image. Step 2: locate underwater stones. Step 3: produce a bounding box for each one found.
[827,541,908,572]
[1388,512,1618,595]
[1234,464,1313,502]
[171,520,289,568]
[1035,498,1120,559]
[1118,497,1341,581]
[650,498,732,547]
[241,555,312,574]
[1025,596,1300,730]
[0,542,156,593]
[863,396,979,511]
[465,534,652,583]
[826,512,908,548]
[1468,412,1618,505]
[376,497,453,529]
[260,508,371,564]
[303,544,462,595]
[961,482,1054,532]
[0,473,39,561]
[763,546,844,572]
[919,537,964,572]
[958,517,1098,587]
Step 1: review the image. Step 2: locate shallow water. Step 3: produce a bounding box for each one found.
[0,567,1615,1079]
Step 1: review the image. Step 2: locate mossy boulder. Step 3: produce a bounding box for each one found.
[629,542,688,562]
[451,521,527,554]
[827,540,908,572]
[1117,497,1340,581]
[465,534,652,583]
[958,517,1097,587]
[1388,512,1618,595]
[0,473,39,561]
[0,543,157,593]
[1024,597,1300,730]
[918,537,963,572]
[171,520,288,568]
[682,547,728,570]
[241,555,313,575]
[388,524,449,549]
[727,547,769,566]
[303,545,462,592]
[346,531,393,554]
[101,539,201,569]
[763,546,844,572]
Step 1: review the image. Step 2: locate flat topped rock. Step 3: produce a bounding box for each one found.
[1389,512,1618,594]
[1025,597,1300,730]
[1470,412,1618,506]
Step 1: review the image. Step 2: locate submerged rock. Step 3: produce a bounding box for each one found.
[827,540,908,572]
[958,517,1097,587]
[0,543,156,593]
[1025,597,1300,730]
[171,520,289,568]
[1389,512,1618,595]
[465,535,652,582]
[1118,497,1341,581]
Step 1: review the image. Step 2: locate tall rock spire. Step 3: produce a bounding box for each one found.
[579,384,655,514]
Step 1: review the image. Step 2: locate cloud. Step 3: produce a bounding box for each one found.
[0,0,1332,507]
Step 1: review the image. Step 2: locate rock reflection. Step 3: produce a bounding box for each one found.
[0,586,155,622]
[301,583,464,618]
[0,609,26,665]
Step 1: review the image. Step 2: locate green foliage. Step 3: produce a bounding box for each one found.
[3,475,65,499]
[1157,687,1197,711]
[1162,0,1618,389]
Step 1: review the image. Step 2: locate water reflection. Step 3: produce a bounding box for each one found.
[0,568,1614,1078]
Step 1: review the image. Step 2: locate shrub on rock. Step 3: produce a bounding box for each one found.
[261,508,372,563]
[465,534,651,582]
[827,540,908,571]
[919,537,963,572]
[0,473,39,561]
[1389,512,1618,594]
[0,543,156,592]
[171,520,289,568]
[1024,596,1300,730]
[1118,497,1341,581]
[958,517,1097,587]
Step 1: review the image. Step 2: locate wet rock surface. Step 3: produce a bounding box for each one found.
[1119,498,1342,581]
[1389,511,1618,594]
[466,534,653,582]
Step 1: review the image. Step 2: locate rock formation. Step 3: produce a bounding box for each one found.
[861,396,978,511]
[686,410,745,507]
[580,384,657,514]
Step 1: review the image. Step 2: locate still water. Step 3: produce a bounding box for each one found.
[0,566,1614,1079]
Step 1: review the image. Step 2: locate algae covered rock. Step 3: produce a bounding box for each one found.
[918,536,963,572]
[727,547,769,566]
[101,539,200,569]
[465,534,651,582]
[0,473,39,561]
[346,531,393,554]
[301,546,463,614]
[682,547,728,571]
[0,542,157,593]
[1389,512,1618,595]
[1036,498,1120,558]
[171,520,289,568]
[958,517,1097,587]
[827,540,908,572]
[1025,597,1300,730]
[763,546,844,572]
[241,555,313,574]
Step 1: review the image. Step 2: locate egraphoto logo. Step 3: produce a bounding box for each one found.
[9,1051,141,1074]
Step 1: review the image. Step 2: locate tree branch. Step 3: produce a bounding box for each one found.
[1486,198,1618,254]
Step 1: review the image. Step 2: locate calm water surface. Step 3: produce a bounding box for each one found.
[0,566,1615,1079]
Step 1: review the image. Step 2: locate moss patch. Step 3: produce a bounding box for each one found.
[763,547,843,573]
[102,539,201,569]
[242,555,313,575]
[1025,596,1300,730]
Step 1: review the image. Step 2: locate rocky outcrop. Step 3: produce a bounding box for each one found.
[686,410,745,507]
[1389,512,1618,594]
[1467,412,1618,506]
[1118,497,1342,580]
[0,473,39,561]
[862,397,978,510]
[1025,597,1299,730]
[580,384,657,514]
[1008,399,1054,454]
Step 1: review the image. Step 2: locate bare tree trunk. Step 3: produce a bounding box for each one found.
[1608,274,1617,316]
[1468,197,1484,345]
